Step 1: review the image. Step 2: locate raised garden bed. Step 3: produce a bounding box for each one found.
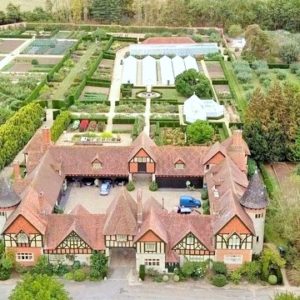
[205,61,225,79]
[0,39,26,53]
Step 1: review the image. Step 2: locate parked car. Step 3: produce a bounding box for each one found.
[100,181,111,195]
[177,206,192,214]
[179,195,201,208]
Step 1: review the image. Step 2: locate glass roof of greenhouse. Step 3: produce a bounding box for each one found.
[159,56,174,85]
[142,56,157,86]
[184,56,199,71]
[130,43,219,56]
[122,56,137,85]
[172,56,186,77]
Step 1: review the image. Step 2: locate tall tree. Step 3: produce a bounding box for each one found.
[71,0,83,22]
[6,3,21,22]
[91,0,121,23]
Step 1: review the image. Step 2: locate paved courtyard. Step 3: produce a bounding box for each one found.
[62,180,201,214]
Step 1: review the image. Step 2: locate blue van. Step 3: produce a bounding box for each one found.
[179,195,201,208]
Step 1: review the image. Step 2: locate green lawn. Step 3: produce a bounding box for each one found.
[154,88,186,101]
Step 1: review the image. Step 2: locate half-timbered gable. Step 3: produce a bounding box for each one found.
[173,232,213,256]
[215,232,252,250]
[129,148,155,173]
[136,230,165,254]
[105,234,134,248]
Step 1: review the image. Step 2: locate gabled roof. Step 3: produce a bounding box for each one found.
[129,132,157,162]
[0,177,20,208]
[202,142,227,165]
[240,171,268,209]
[70,204,91,215]
[104,189,137,235]
[134,206,168,243]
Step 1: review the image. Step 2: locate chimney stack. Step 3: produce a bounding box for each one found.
[42,127,51,146]
[13,162,21,181]
[232,130,243,147]
[137,189,143,228]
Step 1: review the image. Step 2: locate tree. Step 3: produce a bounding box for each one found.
[45,0,53,13]
[6,3,21,22]
[279,43,300,64]
[71,0,83,23]
[186,120,214,144]
[9,274,70,300]
[175,69,212,98]
[0,11,6,24]
[91,0,121,23]
[242,24,272,61]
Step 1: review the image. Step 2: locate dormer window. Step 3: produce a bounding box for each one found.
[175,159,185,169]
[92,159,102,170]
[17,232,29,244]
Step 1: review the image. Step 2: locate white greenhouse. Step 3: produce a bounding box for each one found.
[183,94,224,122]
[184,56,199,71]
[172,56,186,78]
[129,43,219,56]
[142,56,157,86]
[159,56,174,85]
[122,56,137,85]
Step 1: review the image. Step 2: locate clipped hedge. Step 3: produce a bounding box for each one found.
[0,103,44,170]
[50,111,71,142]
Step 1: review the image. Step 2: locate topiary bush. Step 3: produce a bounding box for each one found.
[126,181,135,191]
[201,189,208,200]
[31,59,39,65]
[162,274,169,282]
[139,265,145,281]
[72,260,81,270]
[173,274,180,282]
[73,269,87,282]
[268,274,278,285]
[149,181,158,191]
[212,261,228,275]
[212,274,227,287]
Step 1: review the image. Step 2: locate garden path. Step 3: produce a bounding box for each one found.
[200,60,219,101]
[0,38,33,70]
[178,105,186,125]
[107,46,129,131]
[143,98,151,136]
[52,43,98,100]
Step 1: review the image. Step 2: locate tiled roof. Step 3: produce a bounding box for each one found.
[142,37,196,44]
[104,189,137,235]
[155,146,208,177]
[240,171,268,209]
[0,177,20,208]
[202,142,227,165]
[44,214,105,250]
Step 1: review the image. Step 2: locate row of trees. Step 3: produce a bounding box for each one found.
[243,83,300,162]
[2,0,300,32]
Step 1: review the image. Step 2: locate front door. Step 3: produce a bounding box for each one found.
[138,162,147,172]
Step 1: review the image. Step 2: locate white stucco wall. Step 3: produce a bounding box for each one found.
[136,253,166,272]
[48,254,91,266]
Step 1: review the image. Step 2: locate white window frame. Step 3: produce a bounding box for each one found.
[16,252,34,262]
[145,258,160,266]
[186,235,194,245]
[228,234,241,249]
[116,235,127,242]
[145,242,156,252]
[17,232,29,244]
[175,163,185,169]
[92,161,102,170]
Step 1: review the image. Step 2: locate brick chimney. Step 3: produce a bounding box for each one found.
[232,130,243,147]
[137,189,143,229]
[13,162,21,181]
[42,127,51,146]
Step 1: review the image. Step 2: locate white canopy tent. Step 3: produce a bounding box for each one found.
[159,56,174,85]
[142,56,157,86]
[183,94,224,122]
[172,56,186,78]
[184,56,199,71]
[121,56,137,85]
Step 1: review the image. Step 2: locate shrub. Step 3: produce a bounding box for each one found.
[290,63,300,74]
[230,270,242,284]
[201,189,208,200]
[173,274,180,282]
[276,70,287,80]
[149,181,158,191]
[212,261,228,275]
[139,265,145,281]
[247,158,257,177]
[64,272,74,280]
[53,263,69,277]
[202,200,210,215]
[228,24,243,38]
[212,274,227,287]
[237,71,252,83]
[181,260,208,279]
[274,292,300,300]
[89,251,108,280]
[260,248,285,281]
[187,120,214,144]
[31,255,53,276]
[126,181,135,191]
[268,274,277,285]
[162,274,169,282]
[73,269,87,282]
[31,59,39,65]
[50,111,71,142]
[192,34,202,42]
[240,261,261,283]
[72,260,81,270]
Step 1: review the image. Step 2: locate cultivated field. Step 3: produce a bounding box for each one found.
[0,39,26,54]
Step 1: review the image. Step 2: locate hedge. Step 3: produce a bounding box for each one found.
[212,79,229,85]
[50,111,71,142]
[70,114,108,122]
[112,117,136,124]
[86,79,111,87]
[0,103,44,170]
[258,163,279,199]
